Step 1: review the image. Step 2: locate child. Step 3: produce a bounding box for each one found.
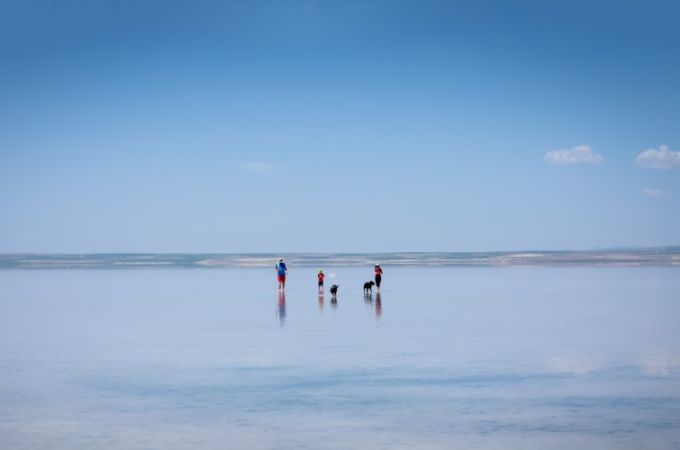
[317,269,325,291]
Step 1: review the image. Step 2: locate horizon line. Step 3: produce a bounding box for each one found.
[1,245,680,256]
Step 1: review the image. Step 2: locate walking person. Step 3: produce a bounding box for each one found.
[275,258,288,290]
[374,264,383,291]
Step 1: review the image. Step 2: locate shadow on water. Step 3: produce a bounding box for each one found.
[277,290,286,326]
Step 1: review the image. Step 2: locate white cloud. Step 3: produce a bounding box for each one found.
[642,186,670,197]
[544,145,603,165]
[634,145,680,170]
[240,161,275,174]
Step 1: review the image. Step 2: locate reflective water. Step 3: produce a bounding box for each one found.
[1,267,679,449]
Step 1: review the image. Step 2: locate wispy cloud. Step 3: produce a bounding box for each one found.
[635,145,680,170]
[240,161,275,174]
[544,145,603,165]
[642,186,670,197]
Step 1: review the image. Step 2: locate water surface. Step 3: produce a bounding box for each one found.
[1,267,679,449]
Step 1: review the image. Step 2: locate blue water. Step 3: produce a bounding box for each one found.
[1,267,679,449]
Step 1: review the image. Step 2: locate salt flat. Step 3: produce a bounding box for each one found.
[1,267,679,449]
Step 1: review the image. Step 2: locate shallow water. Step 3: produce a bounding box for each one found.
[1,267,679,449]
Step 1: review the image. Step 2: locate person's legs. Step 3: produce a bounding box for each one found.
[375,274,381,289]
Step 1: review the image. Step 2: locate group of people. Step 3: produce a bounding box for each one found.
[274,258,383,293]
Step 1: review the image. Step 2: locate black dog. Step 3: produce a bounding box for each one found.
[363,281,375,294]
[330,284,338,296]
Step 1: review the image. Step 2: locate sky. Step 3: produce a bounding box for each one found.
[1,0,679,253]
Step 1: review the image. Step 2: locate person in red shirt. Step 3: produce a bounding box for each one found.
[317,269,325,291]
[374,264,383,291]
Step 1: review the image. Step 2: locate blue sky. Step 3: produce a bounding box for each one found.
[1,0,679,253]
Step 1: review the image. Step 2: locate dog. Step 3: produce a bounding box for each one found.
[330,284,338,296]
[363,281,375,294]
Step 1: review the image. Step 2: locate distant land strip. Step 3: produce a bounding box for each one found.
[1,248,679,269]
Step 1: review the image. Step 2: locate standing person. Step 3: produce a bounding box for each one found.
[275,258,288,290]
[374,264,383,291]
[317,269,325,291]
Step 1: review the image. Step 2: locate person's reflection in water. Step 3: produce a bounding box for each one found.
[317,290,324,312]
[277,290,286,326]
[374,292,382,319]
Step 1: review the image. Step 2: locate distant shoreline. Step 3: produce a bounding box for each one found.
[1,248,679,269]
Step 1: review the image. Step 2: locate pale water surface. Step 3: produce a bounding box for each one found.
[1,267,679,449]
